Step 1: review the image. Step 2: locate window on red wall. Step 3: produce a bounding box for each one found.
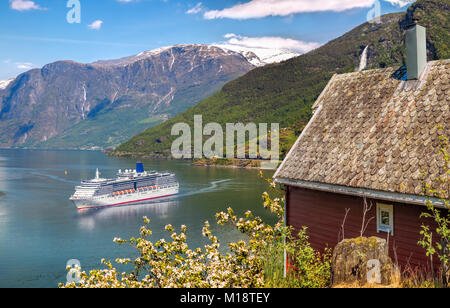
[377,203,394,236]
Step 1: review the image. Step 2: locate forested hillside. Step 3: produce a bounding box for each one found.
[114,0,449,159]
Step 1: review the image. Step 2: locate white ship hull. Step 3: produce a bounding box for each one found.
[71,186,179,210]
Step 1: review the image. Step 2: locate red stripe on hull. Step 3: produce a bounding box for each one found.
[77,193,177,210]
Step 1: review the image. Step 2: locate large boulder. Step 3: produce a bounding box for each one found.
[332,237,396,286]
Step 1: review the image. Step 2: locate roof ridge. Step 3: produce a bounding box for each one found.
[429,58,450,64]
[334,59,450,79]
[337,66,398,77]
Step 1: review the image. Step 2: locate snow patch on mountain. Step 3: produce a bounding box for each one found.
[0,79,14,90]
[213,44,300,66]
[91,46,173,66]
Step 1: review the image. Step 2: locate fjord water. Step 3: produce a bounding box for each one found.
[0,149,275,288]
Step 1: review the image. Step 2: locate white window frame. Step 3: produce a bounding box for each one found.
[376,203,394,236]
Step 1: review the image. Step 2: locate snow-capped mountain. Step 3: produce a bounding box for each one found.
[0,44,255,149]
[0,42,301,149]
[0,79,14,90]
[93,43,300,68]
[213,44,300,66]
[92,44,251,67]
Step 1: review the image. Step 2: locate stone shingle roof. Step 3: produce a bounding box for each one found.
[275,60,449,198]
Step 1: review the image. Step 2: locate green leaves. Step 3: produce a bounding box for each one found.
[418,126,449,286]
[283,227,332,288]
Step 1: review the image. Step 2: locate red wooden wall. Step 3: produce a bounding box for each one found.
[286,186,445,272]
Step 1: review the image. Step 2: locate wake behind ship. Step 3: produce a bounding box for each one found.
[70,162,179,210]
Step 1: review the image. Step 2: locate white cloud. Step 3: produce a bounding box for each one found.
[9,0,45,11]
[383,0,414,7]
[88,20,103,30]
[203,0,377,20]
[1,60,37,79]
[224,33,237,39]
[15,62,33,70]
[186,2,203,14]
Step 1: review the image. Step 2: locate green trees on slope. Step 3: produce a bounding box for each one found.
[115,0,449,159]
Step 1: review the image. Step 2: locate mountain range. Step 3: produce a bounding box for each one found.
[114,0,449,159]
[0,44,298,149]
[1,0,448,154]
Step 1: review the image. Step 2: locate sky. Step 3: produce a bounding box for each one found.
[0,0,415,80]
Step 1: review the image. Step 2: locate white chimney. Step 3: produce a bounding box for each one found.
[406,23,427,80]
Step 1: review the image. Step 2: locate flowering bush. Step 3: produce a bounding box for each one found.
[60,172,287,288]
[60,171,331,288]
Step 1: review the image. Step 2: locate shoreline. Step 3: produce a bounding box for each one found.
[192,162,269,170]
[192,158,278,170]
[193,164,277,170]
[0,149,278,170]
[110,152,278,170]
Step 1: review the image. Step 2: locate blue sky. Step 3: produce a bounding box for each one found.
[0,0,414,80]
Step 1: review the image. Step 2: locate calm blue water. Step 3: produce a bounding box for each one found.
[0,149,275,288]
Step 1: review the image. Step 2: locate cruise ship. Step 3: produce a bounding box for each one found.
[70,162,179,210]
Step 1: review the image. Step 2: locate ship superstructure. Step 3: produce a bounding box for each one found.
[70,162,179,210]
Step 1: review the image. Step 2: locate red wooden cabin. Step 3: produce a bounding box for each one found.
[274,25,449,272]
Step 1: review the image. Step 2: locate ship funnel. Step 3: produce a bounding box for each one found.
[136,162,144,173]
